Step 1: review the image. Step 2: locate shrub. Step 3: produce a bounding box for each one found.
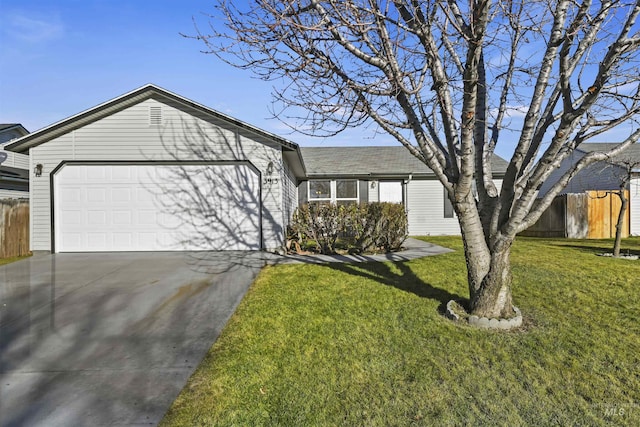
[346,202,408,253]
[289,203,343,254]
[289,202,407,254]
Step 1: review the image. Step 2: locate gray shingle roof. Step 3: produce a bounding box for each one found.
[577,142,640,162]
[300,146,509,177]
[0,124,28,134]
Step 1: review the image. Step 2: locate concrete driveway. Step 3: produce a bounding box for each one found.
[0,251,264,426]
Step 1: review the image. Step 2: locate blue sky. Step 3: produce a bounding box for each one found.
[0,1,632,159]
[0,0,397,149]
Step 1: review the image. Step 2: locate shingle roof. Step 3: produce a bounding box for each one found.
[0,123,29,134]
[577,142,640,162]
[300,146,509,177]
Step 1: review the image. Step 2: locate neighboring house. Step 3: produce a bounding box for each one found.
[6,84,507,253]
[537,143,640,236]
[0,124,30,199]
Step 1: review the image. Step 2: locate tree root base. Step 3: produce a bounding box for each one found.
[446,300,522,330]
[597,253,639,260]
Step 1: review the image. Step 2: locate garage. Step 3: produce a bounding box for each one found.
[4,85,304,253]
[53,163,261,252]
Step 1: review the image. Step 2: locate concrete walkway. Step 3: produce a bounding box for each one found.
[263,237,453,265]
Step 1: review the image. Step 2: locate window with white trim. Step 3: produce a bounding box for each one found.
[308,179,359,205]
[309,180,332,205]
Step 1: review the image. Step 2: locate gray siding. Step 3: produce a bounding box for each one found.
[297,180,308,205]
[281,157,297,231]
[406,178,503,235]
[368,181,379,202]
[539,150,625,196]
[0,190,29,199]
[30,98,287,251]
[407,179,461,235]
[0,147,29,170]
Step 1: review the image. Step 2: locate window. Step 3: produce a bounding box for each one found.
[444,187,454,218]
[308,180,359,205]
[309,180,331,199]
[336,180,358,205]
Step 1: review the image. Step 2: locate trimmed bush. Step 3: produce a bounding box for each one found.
[289,202,408,254]
[290,203,343,254]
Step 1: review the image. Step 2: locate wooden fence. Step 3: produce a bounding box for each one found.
[0,199,30,258]
[520,191,629,239]
[587,190,629,239]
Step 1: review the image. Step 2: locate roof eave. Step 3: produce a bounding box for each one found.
[303,171,506,179]
[6,84,299,154]
[304,172,434,179]
[0,124,29,137]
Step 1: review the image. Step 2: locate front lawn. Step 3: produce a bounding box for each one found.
[162,237,640,426]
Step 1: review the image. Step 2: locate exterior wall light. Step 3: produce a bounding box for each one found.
[34,163,43,177]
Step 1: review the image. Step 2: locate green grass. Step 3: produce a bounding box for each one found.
[162,237,640,426]
[0,255,30,267]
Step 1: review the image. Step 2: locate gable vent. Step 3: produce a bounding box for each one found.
[149,106,163,126]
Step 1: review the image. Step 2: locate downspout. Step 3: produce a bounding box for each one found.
[403,173,413,210]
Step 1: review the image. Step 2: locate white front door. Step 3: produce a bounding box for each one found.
[378,181,403,203]
[54,164,261,252]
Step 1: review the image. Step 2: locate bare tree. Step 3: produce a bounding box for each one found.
[601,156,640,256]
[193,1,640,318]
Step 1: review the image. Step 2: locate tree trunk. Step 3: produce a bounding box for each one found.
[468,243,514,318]
[457,205,515,319]
[613,190,628,257]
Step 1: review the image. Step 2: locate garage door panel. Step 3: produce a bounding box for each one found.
[112,188,132,203]
[60,210,82,226]
[87,168,106,181]
[111,167,132,180]
[60,233,82,248]
[55,164,261,252]
[87,211,106,225]
[88,190,106,202]
[87,233,107,249]
[60,188,82,203]
[113,233,132,247]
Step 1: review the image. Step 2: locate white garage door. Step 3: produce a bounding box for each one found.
[54,164,261,252]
